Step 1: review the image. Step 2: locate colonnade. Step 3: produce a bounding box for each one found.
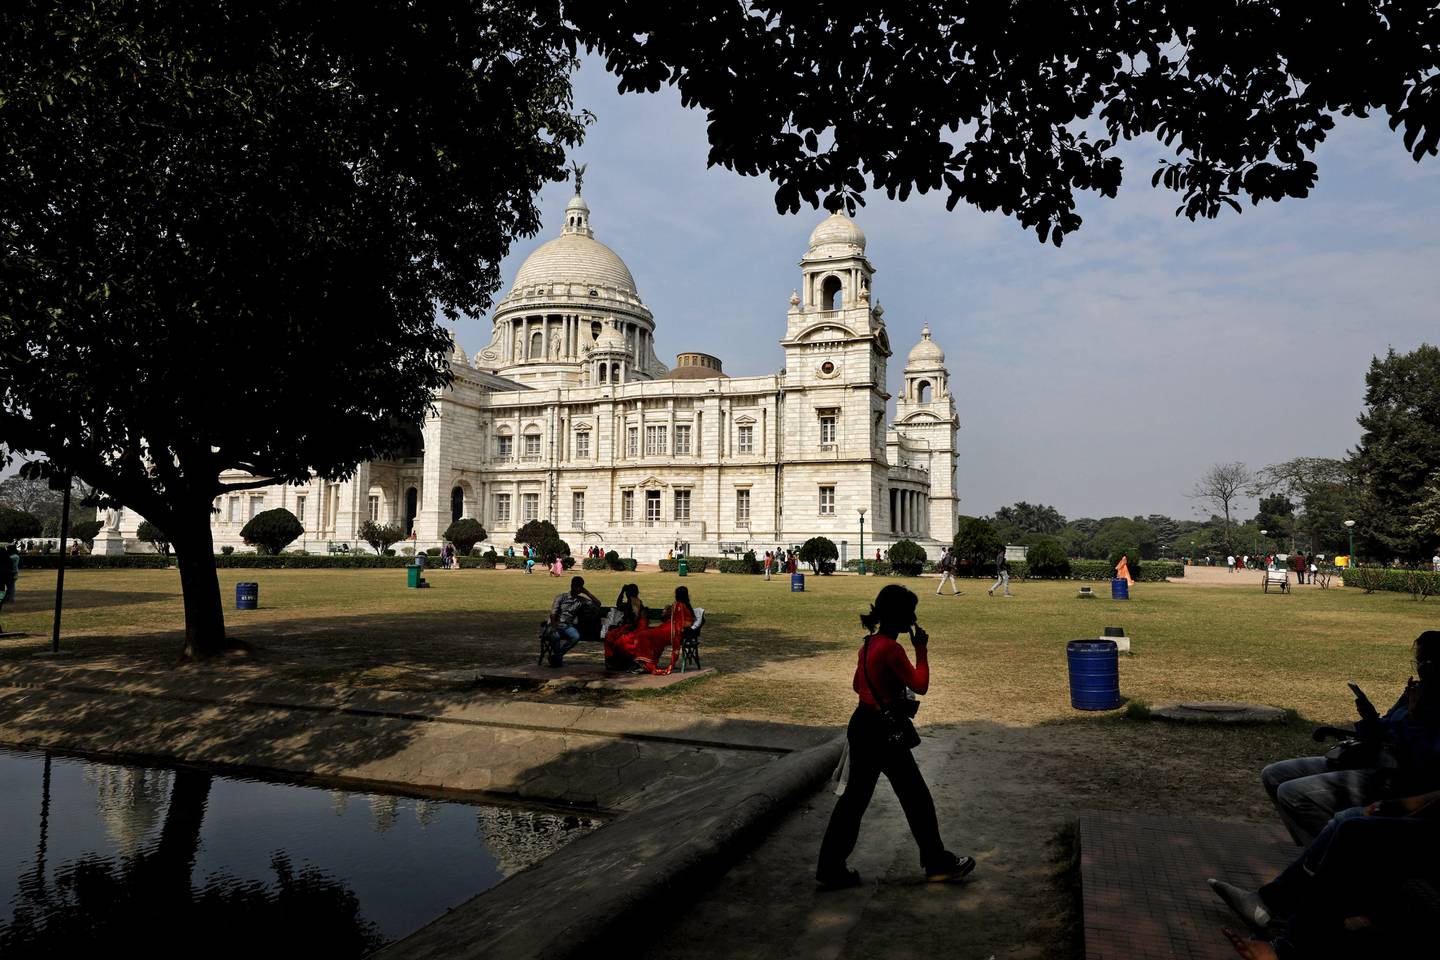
[497,313,653,368]
[889,487,929,537]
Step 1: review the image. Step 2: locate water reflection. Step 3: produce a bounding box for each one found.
[0,748,601,958]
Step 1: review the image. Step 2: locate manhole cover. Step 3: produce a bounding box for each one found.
[1151,701,1287,723]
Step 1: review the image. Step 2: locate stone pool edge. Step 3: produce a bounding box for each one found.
[370,734,846,960]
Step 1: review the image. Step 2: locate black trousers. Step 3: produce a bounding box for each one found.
[817,705,946,874]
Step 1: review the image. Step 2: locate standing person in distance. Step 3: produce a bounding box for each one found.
[988,550,1013,598]
[816,584,975,889]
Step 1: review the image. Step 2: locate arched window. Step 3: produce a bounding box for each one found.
[529,330,543,359]
[404,487,419,533]
[598,363,609,384]
[916,380,932,403]
[591,321,602,340]
[611,362,621,382]
[821,275,843,310]
[450,486,464,523]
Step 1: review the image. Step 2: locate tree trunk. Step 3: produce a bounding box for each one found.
[172,516,229,660]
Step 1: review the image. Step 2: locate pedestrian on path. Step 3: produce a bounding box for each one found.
[1227,554,1236,574]
[935,547,960,596]
[763,550,773,581]
[816,584,975,889]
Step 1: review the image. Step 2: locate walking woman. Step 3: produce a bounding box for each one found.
[816,584,974,889]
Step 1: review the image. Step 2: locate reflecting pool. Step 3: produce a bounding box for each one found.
[0,747,600,958]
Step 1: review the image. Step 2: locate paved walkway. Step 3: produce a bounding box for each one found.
[1081,813,1292,960]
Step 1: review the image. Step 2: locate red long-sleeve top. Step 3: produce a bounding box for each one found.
[853,633,929,709]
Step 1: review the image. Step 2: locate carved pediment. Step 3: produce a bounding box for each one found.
[636,476,668,489]
[733,414,757,425]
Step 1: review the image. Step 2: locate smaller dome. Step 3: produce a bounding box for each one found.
[806,212,866,257]
[591,320,628,353]
[907,323,945,366]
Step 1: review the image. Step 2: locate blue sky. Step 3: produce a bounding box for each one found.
[454,56,1440,522]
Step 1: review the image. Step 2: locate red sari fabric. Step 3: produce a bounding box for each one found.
[604,616,647,661]
[623,603,694,675]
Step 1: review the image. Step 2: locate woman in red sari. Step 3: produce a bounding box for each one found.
[603,583,646,670]
[620,586,695,675]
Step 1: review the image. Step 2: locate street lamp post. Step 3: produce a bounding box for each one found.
[857,508,867,575]
[1260,529,1268,556]
[1344,519,1356,565]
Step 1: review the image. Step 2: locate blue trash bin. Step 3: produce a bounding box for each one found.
[1067,639,1121,710]
[1111,577,1130,600]
[790,572,805,592]
[236,582,259,610]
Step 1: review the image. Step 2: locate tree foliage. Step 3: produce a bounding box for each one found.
[990,502,1067,543]
[886,539,927,576]
[443,517,488,555]
[0,1,588,657]
[358,520,406,557]
[799,536,838,572]
[952,516,1002,568]
[575,3,1440,244]
[70,519,102,549]
[514,519,570,559]
[1252,457,1357,554]
[240,508,303,556]
[1351,345,1440,561]
[137,520,170,556]
[0,507,41,544]
[1025,537,1070,578]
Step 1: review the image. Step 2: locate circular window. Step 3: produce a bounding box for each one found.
[820,361,835,375]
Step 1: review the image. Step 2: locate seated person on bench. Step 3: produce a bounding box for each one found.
[544,576,600,667]
[608,586,696,675]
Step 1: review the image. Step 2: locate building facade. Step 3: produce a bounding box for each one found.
[96,184,960,561]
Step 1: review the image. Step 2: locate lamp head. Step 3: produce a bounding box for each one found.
[1344,519,1356,529]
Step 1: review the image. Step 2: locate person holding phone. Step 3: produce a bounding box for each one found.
[1261,630,1440,845]
[815,584,974,889]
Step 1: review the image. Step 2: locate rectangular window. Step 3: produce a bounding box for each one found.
[521,492,540,522]
[524,434,542,458]
[368,495,380,522]
[227,497,238,523]
[494,494,512,525]
[737,424,754,454]
[295,495,307,526]
[249,495,264,520]
[496,435,513,458]
[674,489,691,522]
[645,425,667,456]
[674,424,692,455]
[736,489,751,522]
[626,426,639,457]
[574,430,590,458]
[645,489,661,523]
[572,491,585,524]
[622,490,635,522]
[819,486,835,516]
[820,415,837,445]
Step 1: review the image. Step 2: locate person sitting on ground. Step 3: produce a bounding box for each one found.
[816,584,975,890]
[1263,630,1440,845]
[603,583,646,669]
[612,586,697,675]
[1208,787,1440,959]
[544,576,600,667]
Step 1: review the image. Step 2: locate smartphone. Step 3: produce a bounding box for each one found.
[1349,682,1380,721]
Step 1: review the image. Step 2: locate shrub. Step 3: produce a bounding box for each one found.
[425,547,441,557]
[952,516,1003,569]
[358,520,406,556]
[239,508,304,555]
[12,554,171,569]
[658,557,709,573]
[443,517,487,555]
[799,536,839,572]
[1025,537,1071,578]
[887,539,927,576]
[1343,567,1440,598]
[718,558,760,574]
[221,545,235,555]
[136,520,170,556]
[582,557,607,570]
[605,549,624,570]
[383,548,396,556]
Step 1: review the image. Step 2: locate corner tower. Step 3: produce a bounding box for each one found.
[893,324,960,540]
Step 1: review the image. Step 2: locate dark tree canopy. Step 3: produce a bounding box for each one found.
[358,520,406,556]
[798,535,838,571]
[443,517,488,555]
[240,508,303,555]
[1025,537,1071,578]
[886,538,927,576]
[137,520,171,556]
[0,0,586,656]
[0,507,42,544]
[1351,344,1440,560]
[952,516,1003,567]
[575,2,1440,243]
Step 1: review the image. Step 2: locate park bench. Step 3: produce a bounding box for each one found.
[1262,569,1290,594]
[326,541,351,554]
[536,605,706,671]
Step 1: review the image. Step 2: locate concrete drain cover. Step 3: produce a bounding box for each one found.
[1151,701,1287,723]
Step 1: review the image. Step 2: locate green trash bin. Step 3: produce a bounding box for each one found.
[678,557,688,577]
[406,565,421,588]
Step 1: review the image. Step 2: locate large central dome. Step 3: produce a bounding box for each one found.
[504,193,638,299]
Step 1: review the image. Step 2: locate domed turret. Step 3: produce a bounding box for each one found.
[804,212,867,260]
[907,323,945,368]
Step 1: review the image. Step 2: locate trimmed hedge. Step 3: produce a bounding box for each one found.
[658,557,710,573]
[15,555,172,569]
[581,557,607,570]
[1343,567,1440,598]
[717,558,761,574]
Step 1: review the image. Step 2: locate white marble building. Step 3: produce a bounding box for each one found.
[97,183,960,561]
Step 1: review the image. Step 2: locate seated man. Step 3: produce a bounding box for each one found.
[545,576,600,667]
[1209,788,1440,959]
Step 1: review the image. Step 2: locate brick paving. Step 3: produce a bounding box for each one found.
[1080,812,1295,960]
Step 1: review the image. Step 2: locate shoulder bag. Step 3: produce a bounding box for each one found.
[860,636,921,749]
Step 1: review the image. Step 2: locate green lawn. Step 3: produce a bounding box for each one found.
[0,567,1429,729]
